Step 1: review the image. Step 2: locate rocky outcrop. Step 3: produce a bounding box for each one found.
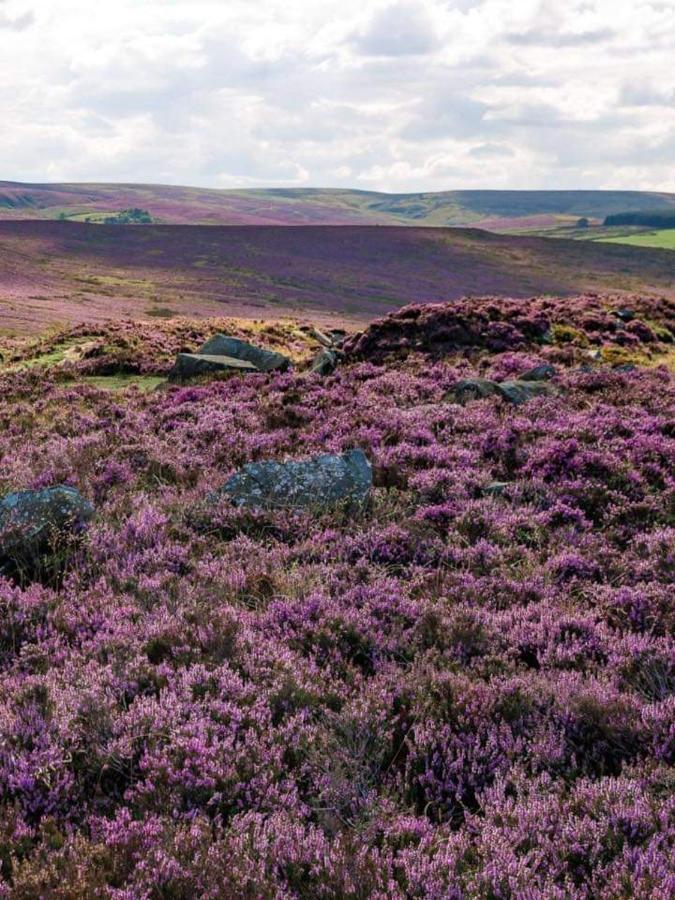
[451,379,503,403]
[199,335,290,373]
[450,377,557,406]
[169,334,291,380]
[213,449,372,511]
[0,486,94,577]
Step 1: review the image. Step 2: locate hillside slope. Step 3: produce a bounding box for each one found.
[1,181,674,229]
[1,221,674,334]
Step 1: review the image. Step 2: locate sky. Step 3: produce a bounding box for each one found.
[1,0,674,192]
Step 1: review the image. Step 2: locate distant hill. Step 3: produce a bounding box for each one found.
[1,221,674,334]
[1,181,675,231]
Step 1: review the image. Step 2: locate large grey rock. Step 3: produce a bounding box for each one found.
[198,335,290,373]
[450,376,557,406]
[497,380,557,405]
[519,363,557,382]
[215,449,372,511]
[0,486,94,575]
[311,349,338,376]
[451,378,503,404]
[170,353,257,380]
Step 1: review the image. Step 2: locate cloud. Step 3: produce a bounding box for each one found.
[469,142,514,158]
[505,27,614,47]
[619,83,675,107]
[0,2,33,30]
[353,1,440,57]
[0,0,673,191]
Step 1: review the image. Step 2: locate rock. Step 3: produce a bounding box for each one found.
[308,327,335,348]
[451,376,557,406]
[612,363,637,373]
[451,378,503,404]
[483,481,512,497]
[586,349,603,361]
[215,449,372,511]
[497,380,557,405]
[169,353,258,381]
[0,486,94,576]
[614,308,635,323]
[311,349,338,376]
[198,335,290,373]
[519,363,557,382]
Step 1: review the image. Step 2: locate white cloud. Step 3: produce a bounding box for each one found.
[0,0,673,190]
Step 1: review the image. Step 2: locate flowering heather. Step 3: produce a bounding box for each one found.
[0,296,673,897]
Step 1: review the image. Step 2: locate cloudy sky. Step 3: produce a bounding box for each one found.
[1,0,674,191]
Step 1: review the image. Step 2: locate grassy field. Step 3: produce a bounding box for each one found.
[597,228,675,250]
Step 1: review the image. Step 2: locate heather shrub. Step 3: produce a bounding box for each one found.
[0,296,673,896]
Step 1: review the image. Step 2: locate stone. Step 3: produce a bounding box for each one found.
[612,363,637,373]
[483,481,512,497]
[215,449,372,511]
[169,353,257,381]
[308,327,335,348]
[311,349,338,376]
[519,363,557,382]
[451,378,503,404]
[0,486,94,575]
[198,335,290,373]
[614,308,635,323]
[497,380,557,405]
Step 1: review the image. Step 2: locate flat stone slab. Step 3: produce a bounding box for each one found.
[199,335,290,373]
[170,353,258,380]
[214,449,372,511]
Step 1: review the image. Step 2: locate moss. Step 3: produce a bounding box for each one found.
[600,346,649,366]
[551,323,589,347]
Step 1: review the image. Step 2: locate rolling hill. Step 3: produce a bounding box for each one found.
[1,181,675,230]
[1,220,674,334]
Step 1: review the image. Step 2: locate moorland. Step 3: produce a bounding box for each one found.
[0,183,673,898]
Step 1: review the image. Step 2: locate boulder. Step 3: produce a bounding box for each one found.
[451,378,503,404]
[0,486,94,576]
[519,363,557,382]
[497,380,557,405]
[214,449,372,511]
[614,308,635,323]
[198,335,290,373]
[311,349,338,376]
[450,377,557,406]
[169,353,257,381]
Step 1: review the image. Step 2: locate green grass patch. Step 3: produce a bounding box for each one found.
[81,375,165,392]
[597,229,675,250]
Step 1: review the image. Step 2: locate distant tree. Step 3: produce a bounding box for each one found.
[103,208,154,225]
[576,217,589,228]
[604,210,675,228]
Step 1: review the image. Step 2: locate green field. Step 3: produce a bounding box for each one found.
[597,229,675,250]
